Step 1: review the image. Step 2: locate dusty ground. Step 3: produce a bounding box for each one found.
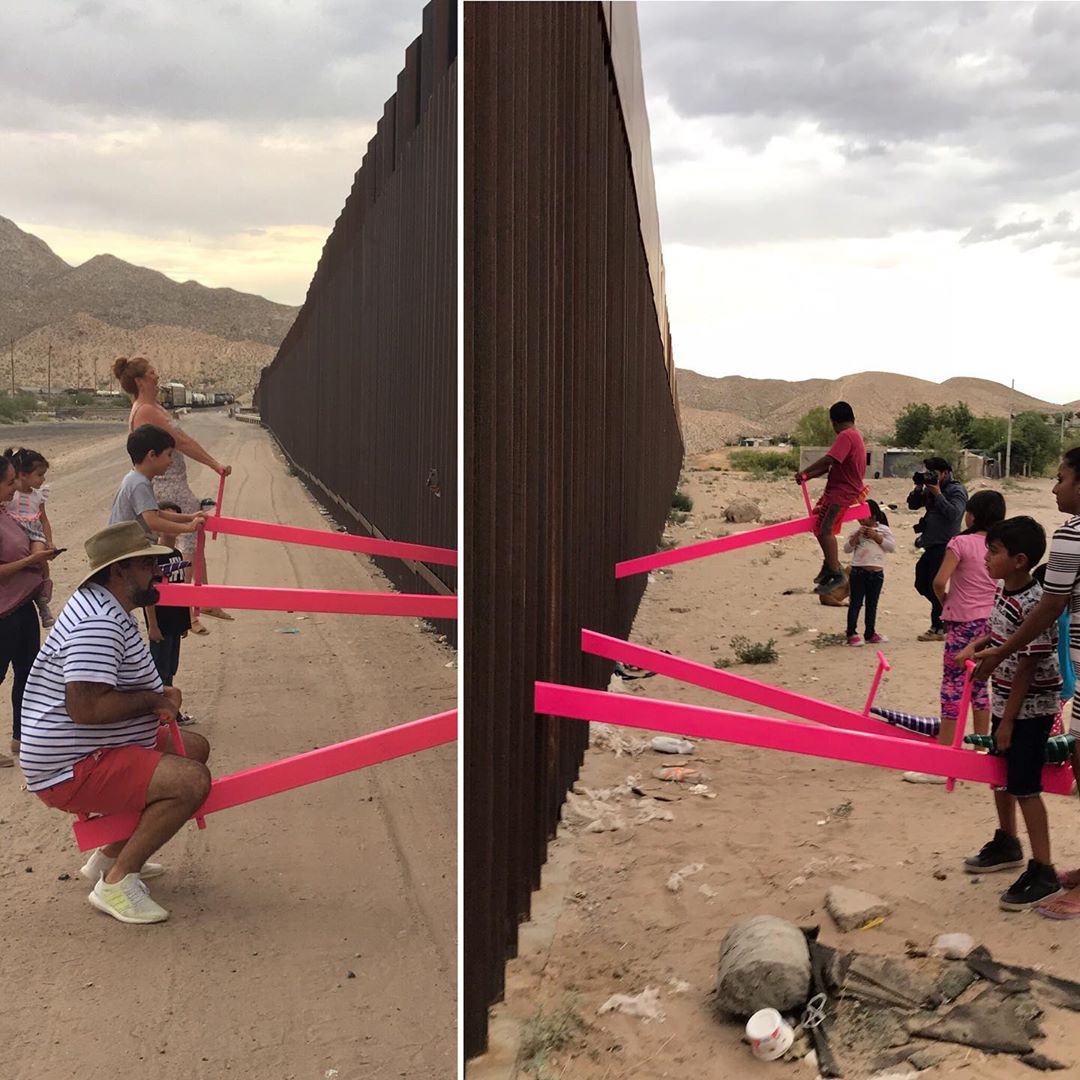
[0,412,456,1079]
[485,463,1080,1079]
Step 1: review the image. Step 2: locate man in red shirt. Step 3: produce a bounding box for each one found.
[794,401,867,594]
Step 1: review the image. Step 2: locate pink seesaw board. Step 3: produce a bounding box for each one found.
[534,683,1073,796]
[72,710,458,850]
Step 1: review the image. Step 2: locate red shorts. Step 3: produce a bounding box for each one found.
[812,497,847,539]
[35,725,182,817]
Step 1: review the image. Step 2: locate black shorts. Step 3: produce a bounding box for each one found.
[991,713,1055,798]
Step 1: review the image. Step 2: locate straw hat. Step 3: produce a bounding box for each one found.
[76,521,174,591]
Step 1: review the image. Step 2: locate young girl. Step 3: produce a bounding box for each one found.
[3,448,56,627]
[843,499,895,646]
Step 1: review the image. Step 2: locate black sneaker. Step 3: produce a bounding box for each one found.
[964,829,1024,873]
[813,562,829,585]
[814,570,845,595]
[999,860,1063,911]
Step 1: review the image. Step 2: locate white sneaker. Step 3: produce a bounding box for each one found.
[87,873,169,924]
[902,771,947,785]
[80,848,165,882]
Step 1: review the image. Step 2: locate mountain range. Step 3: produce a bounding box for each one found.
[677,369,1079,455]
[0,216,298,395]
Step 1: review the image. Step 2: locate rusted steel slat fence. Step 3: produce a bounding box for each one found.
[259,0,457,626]
[465,1,684,1058]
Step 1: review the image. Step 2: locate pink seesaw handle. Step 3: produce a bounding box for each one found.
[211,472,226,540]
[945,660,975,793]
[168,716,206,829]
[800,476,813,515]
[615,505,866,579]
[73,710,457,851]
[862,652,892,716]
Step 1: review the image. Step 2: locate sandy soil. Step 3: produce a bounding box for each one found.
[489,464,1080,1079]
[0,412,456,1080]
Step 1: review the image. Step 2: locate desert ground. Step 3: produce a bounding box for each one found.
[0,412,456,1079]
[485,458,1080,1079]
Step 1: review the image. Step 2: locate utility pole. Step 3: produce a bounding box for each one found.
[47,343,52,400]
[9,339,13,396]
[1005,378,1014,478]
[93,358,98,391]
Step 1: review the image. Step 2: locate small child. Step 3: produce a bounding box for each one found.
[146,502,195,723]
[842,499,895,646]
[108,425,206,541]
[958,516,1063,911]
[3,447,56,627]
[794,401,867,595]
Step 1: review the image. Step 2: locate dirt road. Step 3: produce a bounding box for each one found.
[0,412,456,1079]
[488,467,1080,1079]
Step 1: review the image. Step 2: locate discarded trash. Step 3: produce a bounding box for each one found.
[651,736,695,755]
[666,863,704,893]
[652,765,704,783]
[668,978,691,995]
[598,987,664,1022]
[275,627,301,634]
[745,1007,794,1061]
[931,933,977,960]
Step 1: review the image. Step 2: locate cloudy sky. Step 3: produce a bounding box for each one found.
[1,0,424,306]
[637,1,1080,405]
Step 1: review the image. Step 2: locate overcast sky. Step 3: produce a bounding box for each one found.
[0,0,423,306]
[638,1,1080,405]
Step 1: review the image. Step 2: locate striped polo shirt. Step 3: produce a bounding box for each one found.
[20,583,163,793]
[1043,516,1080,649]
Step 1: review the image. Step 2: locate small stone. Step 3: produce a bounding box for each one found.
[724,496,761,524]
[825,885,893,932]
[908,1047,947,1070]
[346,971,356,979]
[57,873,70,881]
[932,869,947,881]
[715,915,811,1015]
[24,866,32,873]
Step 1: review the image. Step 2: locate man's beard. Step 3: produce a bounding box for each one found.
[132,583,161,608]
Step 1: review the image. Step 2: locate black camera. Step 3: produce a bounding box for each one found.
[913,470,939,487]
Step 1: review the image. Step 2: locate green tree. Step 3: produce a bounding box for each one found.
[922,426,966,480]
[1004,412,1061,476]
[794,406,835,447]
[969,416,1009,451]
[895,403,934,447]
[932,402,975,447]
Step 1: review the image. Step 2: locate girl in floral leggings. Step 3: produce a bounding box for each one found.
[934,489,1007,741]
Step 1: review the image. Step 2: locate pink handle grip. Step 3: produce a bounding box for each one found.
[580,629,924,741]
[799,477,813,515]
[203,515,457,567]
[155,582,457,619]
[168,716,206,828]
[72,710,457,850]
[615,505,866,579]
[211,473,226,540]
[534,682,1073,796]
[945,661,975,793]
[862,651,892,716]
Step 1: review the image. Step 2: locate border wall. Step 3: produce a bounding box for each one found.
[258,0,457,618]
[464,1,684,1057]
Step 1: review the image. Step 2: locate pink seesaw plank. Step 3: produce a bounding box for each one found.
[581,629,925,741]
[204,515,457,567]
[615,505,865,579]
[155,582,457,620]
[72,710,457,851]
[534,683,1073,795]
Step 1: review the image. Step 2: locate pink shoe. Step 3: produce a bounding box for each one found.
[846,634,864,647]
[866,633,888,644]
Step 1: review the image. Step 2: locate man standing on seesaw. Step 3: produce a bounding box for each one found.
[19,521,211,924]
[794,401,867,595]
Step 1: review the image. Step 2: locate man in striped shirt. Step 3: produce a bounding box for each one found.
[21,521,212,924]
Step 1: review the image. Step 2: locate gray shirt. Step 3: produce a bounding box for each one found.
[108,470,158,537]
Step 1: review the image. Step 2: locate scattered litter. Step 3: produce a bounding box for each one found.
[666,863,704,892]
[651,736,695,755]
[651,765,705,783]
[275,627,300,634]
[688,783,716,798]
[931,933,977,960]
[598,987,664,1022]
[668,978,691,995]
[589,725,648,757]
[444,659,457,669]
[698,883,716,900]
[635,803,675,825]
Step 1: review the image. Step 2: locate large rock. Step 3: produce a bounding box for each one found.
[716,915,811,1016]
[724,496,761,523]
[826,885,893,932]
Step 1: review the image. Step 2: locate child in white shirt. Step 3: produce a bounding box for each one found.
[3,447,56,626]
[843,499,896,646]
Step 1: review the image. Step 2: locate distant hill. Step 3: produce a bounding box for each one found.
[0,215,298,395]
[677,369,1074,455]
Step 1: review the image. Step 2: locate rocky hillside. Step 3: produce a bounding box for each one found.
[1,216,298,395]
[677,369,1073,455]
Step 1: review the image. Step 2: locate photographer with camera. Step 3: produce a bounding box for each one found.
[907,456,969,641]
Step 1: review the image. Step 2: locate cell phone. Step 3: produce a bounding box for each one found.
[50,547,67,555]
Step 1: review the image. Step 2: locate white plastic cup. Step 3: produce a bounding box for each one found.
[745,1008,795,1061]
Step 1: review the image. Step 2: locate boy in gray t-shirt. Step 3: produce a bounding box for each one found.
[109,425,206,540]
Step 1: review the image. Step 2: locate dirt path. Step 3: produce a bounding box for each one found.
[488,467,1080,1079]
[0,412,456,1080]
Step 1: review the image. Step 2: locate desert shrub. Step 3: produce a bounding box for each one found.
[730,635,778,664]
[671,490,693,512]
[729,449,799,476]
